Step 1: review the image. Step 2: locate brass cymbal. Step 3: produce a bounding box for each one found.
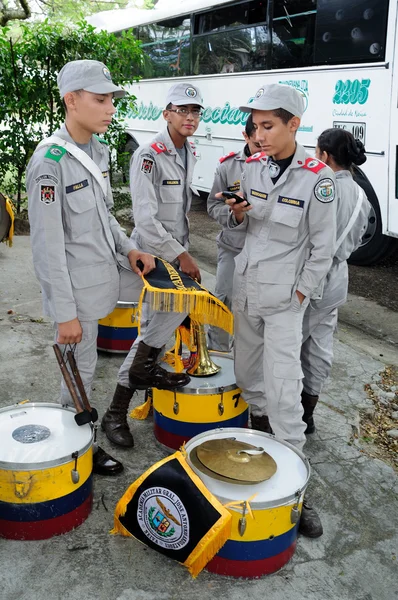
[195,438,277,483]
[189,447,254,485]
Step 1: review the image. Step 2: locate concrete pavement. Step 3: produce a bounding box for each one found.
[0,237,397,600]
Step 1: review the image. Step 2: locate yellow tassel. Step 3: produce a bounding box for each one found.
[130,393,151,420]
[4,196,15,247]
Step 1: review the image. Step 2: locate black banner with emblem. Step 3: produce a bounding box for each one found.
[112,452,231,577]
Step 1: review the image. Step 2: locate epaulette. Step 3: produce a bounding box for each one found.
[189,141,197,156]
[301,157,327,174]
[44,145,67,162]
[219,151,238,164]
[246,151,267,163]
[151,142,168,154]
[94,134,108,145]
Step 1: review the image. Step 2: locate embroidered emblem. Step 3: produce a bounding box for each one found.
[278,196,304,208]
[250,189,268,200]
[40,185,56,205]
[246,151,267,163]
[268,159,280,178]
[66,179,89,194]
[302,157,327,174]
[314,178,335,203]
[141,158,154,174]
[34,174,59,185]
[185,87,197,98]
[219,151,238,163]
[151,142,167,155]
[162,180,181,185]
[255,87,265,98]
[103,67,112,81]
[44,145,66,162]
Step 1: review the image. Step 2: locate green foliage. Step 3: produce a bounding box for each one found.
[0,19,142,210]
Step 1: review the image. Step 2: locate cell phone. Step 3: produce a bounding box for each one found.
[222,190,250,205]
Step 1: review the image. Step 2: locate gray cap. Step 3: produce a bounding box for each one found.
[240,83,305,117]
[57,60,126,99]
[165,83,204,108]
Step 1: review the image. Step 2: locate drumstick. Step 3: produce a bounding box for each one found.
[53,344,91,426]
[66,350,98,423]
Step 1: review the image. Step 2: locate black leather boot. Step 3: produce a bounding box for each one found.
[128,341,191,390]
[299,498,323,538]
[301,390,319,434]
[251,414,273,434]
[101,384,135,447]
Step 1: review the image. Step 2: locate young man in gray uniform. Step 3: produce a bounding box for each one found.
[27,60,158,475]
[102,83,204,447]
[207,115,259,352]
[225,83,337,537]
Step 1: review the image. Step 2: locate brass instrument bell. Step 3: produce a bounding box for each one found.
[186,322,221,377]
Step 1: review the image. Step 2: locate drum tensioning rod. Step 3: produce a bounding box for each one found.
[53,344,92,426]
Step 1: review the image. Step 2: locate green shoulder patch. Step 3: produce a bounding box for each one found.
[44,145,67,162]
[94,134,108,145]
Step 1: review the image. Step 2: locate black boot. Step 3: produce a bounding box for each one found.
[301,390,319,434]
[128,341,191,390]
[92,446,124,476]
[251,414,273,434]
[101,384,135,448]
[298,498,323,538]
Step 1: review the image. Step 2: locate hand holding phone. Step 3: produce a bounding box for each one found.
[222,190,251,205]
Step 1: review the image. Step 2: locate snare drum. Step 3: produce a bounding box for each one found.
[0,403,93,540]
[97,301,139,353]
[186,427,310,578]
[152,354,249,451]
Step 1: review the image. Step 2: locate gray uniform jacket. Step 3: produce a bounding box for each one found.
[207,149,247,253]
[311,170,371,311]
[232,144,337,316]
[130,128,197,262]
[27,125,137,324]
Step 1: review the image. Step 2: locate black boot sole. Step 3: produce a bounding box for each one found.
[129,380,188,391]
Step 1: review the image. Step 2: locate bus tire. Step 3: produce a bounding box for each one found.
[348,166,397,266]
[0,192,11,243]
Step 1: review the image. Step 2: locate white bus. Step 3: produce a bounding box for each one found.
[89,0,398,265]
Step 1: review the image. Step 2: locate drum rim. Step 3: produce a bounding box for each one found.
[170,353,237,394]
[114,301,139,308]
[0,402,93,470]
[185,426,311,508]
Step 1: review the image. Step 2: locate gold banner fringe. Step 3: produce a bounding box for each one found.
[4,197,15,247]
[130,394,152,420]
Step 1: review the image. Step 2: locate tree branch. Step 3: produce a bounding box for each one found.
[0,0,31,26]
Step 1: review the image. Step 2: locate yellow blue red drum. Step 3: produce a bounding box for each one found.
[97,301,139,353]
[0,403,93,540]
[186,428,310,578]
[152,354,249,450]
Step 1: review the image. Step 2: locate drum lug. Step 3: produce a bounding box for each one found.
[173,392,179,415]
[218,387,225,416]
[238,501,248,537]
[71,451,80,484]
[291,489,303,524]
[13,476,33,499]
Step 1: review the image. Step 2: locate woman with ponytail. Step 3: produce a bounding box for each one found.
[301,128,371,434]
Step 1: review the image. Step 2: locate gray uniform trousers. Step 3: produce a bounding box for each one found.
[207,245,239,352]
[301,305,338,396]
[234,295,308,451]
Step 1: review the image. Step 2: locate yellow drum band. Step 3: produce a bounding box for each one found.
[0,447,93,504]
[98,306,139,328]
[227,501,303,541]
[152,388,247,423]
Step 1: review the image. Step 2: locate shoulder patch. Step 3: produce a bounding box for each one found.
[189,141,197,156]
[246,151,267,164]
[151,142,168,155]
[44,145,67,162]
[314,178,335,203]
[301,157,327,174]
[141,157,154,175]
[94,134,108,145]
[219,151,238,164]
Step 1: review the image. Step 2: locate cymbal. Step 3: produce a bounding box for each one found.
[189,447,255,485]
[195,438,277,483]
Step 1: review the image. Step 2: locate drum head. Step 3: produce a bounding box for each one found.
[0,403,93,469]
[162,353,237,394]
[186,428,310,507]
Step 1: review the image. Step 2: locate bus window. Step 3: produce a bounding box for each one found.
[193,25,270,75]
[272,0,317,69]
[194,0,267,34]
[314,0,389,64]
[137,17,191,78]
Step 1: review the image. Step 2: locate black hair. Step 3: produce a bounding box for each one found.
[272,108,295,124]
[166,102,173,110]
[317,128,367,168]
[245,113,255,137]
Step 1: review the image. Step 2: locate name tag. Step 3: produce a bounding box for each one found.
[250,189,268,200]
[66,179,89,194]
[228,184,240,192]
[102,171,108,178]
[277,196,304,208]
[162,180,181,185]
